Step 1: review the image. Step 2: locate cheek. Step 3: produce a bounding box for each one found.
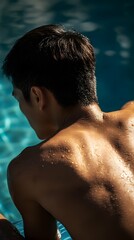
[19,102,30,118]
[17,98,24,111]
[23,108,36,127]
[19,104,27,117]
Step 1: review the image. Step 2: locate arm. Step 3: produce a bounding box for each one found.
[7,157,60,240]
[0,214,24,240]
[20,201,59,240]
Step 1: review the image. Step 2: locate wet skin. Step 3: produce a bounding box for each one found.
[4,88,134,240]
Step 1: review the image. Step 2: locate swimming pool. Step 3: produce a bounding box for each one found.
[0,0,134,239]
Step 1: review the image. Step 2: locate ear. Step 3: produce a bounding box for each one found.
[30,86,45,110]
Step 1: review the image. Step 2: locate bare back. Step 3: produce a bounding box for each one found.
[8,103,134,240]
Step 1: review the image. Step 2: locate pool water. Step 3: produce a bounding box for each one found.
[0,0,134,239]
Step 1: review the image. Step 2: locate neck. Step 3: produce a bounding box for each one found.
[56,103,104,130]
[41,102,103,140]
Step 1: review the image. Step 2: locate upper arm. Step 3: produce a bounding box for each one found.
[21,200,58,240]
[7,156,59,240]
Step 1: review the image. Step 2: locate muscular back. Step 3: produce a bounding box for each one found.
[40,103,134,240]
[8,103,134,240]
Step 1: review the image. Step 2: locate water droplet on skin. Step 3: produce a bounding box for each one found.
[67,149,71,153]
[130,178,134,184]
[121,172,126,179]
[42,165,44,168]
[82,145,85,148]
[61,155,65,158]
[49,150,52,153]
[127,163,131,168]
[51,161,54,164]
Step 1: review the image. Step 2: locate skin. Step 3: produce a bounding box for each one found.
[1,86,134,240]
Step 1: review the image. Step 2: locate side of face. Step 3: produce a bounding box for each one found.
[12,86,51,139]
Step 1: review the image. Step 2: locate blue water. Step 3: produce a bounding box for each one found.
[0,0,134,239]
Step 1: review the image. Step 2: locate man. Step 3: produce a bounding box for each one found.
[1,24,134,240]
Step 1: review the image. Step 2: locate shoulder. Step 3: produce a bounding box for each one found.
[8,148,28,178]
[102,101,134,133]
[38,137,77,181]
[39,136,74,165]
[7,146,38,197]
[8,146,32,178]
[120,101,134,126]
[106,101,134,129]
[110,101,134,124]
[121,101,134,110]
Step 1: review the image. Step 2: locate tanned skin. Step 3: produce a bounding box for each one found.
[1,86,134,240]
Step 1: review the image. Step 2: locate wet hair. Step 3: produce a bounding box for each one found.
[2,24,98,107]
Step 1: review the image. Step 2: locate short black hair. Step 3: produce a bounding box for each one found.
[2,24,98,107]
